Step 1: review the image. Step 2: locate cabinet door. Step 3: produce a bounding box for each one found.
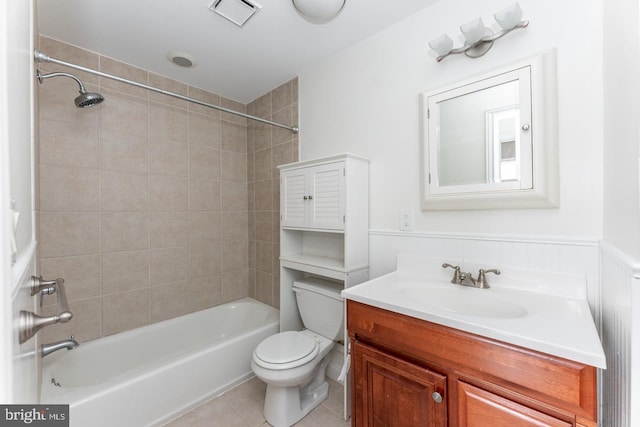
[281,168,309,228]
[353,341,447,427]
[308,162,345,230]
[457,381,572,427]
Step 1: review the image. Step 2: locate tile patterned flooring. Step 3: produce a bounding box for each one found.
[163,377,350,427]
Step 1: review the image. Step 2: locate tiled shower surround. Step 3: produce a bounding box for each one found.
[38,36,298,343]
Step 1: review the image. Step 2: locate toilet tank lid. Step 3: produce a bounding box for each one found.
[293,277,343,301]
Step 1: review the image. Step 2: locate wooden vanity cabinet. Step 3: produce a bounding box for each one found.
[353,340,447,426]
[347,301,598,427]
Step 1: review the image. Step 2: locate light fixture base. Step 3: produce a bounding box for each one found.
[464,28,495,58]
[464,40,494,58]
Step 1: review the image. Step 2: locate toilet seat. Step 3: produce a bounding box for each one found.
[254,331,319,370]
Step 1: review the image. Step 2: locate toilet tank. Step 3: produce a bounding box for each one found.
[293,277,344,341]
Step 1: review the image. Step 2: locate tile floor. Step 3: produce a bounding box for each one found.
[163,377,350,427]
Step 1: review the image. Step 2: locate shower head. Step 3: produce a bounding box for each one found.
[36,70,104,108]
[74,91,104,108]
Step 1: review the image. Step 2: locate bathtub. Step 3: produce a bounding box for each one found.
[40,297,279,427]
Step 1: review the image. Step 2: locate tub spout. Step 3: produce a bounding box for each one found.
[41,336,79,358]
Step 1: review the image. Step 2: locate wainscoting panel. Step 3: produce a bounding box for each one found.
[369,230,601,319]
[600,242,638,427]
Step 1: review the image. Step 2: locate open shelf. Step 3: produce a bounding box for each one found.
[281,253,368,280]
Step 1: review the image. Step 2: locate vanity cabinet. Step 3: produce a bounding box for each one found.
[278,154,370,421]
[347,300,598,427]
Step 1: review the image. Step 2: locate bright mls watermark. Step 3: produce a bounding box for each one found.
[0,405,68,426]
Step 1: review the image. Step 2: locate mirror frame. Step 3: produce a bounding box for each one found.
[420,50,558,210]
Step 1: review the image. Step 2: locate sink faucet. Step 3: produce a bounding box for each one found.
[476,269,501,289]
[442,264,500,289]
[442,263,463,284]
[460,271,478,287]
[41,336,79,358]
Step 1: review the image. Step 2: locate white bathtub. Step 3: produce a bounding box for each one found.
[40,297,279,427]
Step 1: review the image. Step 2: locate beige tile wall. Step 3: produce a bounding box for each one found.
[247,79,299,308]
[37,36,263,342]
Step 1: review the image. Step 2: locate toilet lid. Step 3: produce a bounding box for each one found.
[254,331,319,369]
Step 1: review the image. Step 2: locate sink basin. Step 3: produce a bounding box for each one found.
[397,283,529,319]
[340,254,607,369]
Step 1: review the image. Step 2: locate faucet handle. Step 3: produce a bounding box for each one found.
[442,263,463,284]
[477,269,500,289]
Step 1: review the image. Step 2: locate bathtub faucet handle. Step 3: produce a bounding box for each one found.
[19,276,73,344]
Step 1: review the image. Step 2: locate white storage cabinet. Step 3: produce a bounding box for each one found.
[278,153,369,421]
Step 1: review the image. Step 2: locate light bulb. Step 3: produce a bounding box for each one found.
[428,34,454,56]
[460,17,487,45]
[494,3,523,30]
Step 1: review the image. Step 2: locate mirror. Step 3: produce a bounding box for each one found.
[420,50,558,210]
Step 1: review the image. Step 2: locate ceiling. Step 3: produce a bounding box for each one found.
[37,0,438,104]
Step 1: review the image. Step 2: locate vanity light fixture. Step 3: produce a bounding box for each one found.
[429,3,528,62]
[292,0,346,24]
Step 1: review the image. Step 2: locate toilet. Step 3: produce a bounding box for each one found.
[251,277,344,427]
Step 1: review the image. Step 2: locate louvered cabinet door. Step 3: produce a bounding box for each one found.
[280,162,345,230]
[281,169,309,228]
[308,162,345,230]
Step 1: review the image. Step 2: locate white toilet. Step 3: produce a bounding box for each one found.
[251,277,344,427]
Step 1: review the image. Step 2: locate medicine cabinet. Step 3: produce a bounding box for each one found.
[420,50,559,210]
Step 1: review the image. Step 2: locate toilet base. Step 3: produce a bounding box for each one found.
[264,379,329,427]
[262,355,331,427]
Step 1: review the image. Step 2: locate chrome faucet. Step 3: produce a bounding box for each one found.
[41,336,79,358]
[442,263,463,284]
[442,264,500,289]
[476,268,500,289]
[460,271,479,287]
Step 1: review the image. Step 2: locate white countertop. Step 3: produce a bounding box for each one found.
[342,254,606,369]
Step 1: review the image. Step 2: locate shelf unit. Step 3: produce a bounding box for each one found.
[278,153,369,421]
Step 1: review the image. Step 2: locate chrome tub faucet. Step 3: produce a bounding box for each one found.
[41,336,79,358]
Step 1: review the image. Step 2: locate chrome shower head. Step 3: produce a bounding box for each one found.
[36,70,104,108]
[74,91,104,108]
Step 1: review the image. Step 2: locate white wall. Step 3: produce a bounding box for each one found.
[601,0,640,425]
[602,0,640,260]
[298,0,603,238]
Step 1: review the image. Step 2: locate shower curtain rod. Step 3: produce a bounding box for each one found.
[34,50,299,134]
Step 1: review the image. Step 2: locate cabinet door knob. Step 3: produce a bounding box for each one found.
[303,196,308,200]
[432,392,443,403]
[308,195,313,200]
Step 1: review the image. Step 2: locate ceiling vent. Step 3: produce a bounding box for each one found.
[209,0,262,27]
